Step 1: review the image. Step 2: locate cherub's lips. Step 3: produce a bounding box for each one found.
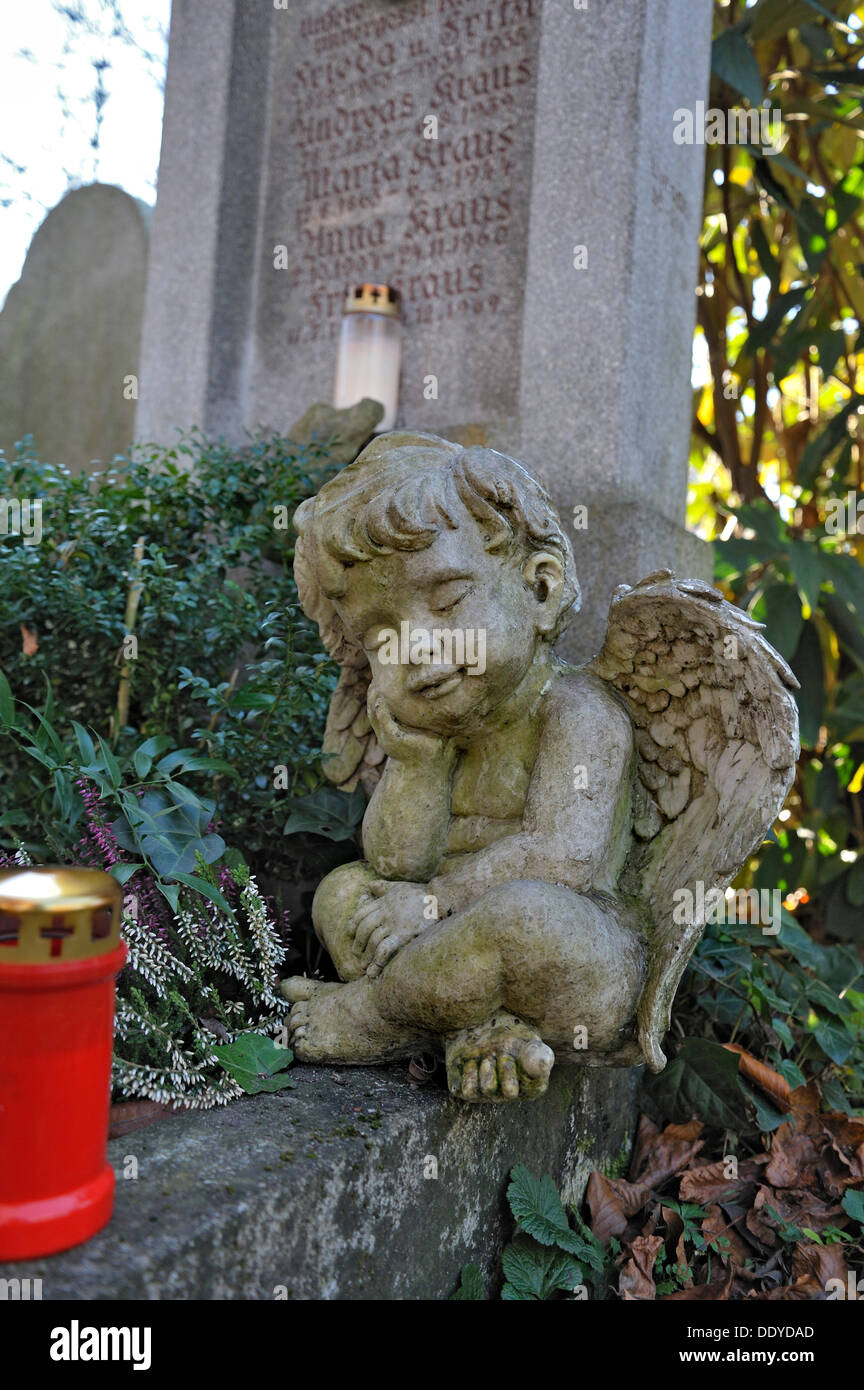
[409,668,465,699]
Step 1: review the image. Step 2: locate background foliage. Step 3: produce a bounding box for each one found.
[673,0,864,1127]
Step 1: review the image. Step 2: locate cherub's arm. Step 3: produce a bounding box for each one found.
[361,694,456,882]
[428,682,633,914]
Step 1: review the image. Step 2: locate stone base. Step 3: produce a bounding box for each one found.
[1,1063,640,1300]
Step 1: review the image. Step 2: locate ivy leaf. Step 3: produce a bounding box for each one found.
[212,1033,294,1094]
[645,1038,748,1131]
[450,1264,485,1300]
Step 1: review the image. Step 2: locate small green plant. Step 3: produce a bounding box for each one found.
[451,1165,608,1301]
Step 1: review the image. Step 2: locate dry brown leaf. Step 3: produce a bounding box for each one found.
[746,1183,844,1247]
[791,1240,849,1291]
[630,1116,704,1189]
[678,1153,768,1205]
[746,1277,825,1300]
[585,1173,629,1245]
[108,1100,177,1138]
[723,1043,791,1113]
[765,1125,823,1190]
[618,1234,664,1301]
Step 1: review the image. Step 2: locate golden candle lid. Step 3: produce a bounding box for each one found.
[0,867,123,964]
[342,283,401,318]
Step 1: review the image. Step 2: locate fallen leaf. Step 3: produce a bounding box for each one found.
[108,1100,178,1138]
[724,1043,791,1113]
[618,1234,664,1300]
[791,1240,848,1291]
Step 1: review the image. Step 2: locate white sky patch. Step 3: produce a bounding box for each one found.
[0,0,169,308]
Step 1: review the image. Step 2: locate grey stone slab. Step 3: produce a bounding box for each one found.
[1,1063,639,1301]
[0,184,149,475]
[137,0,714,618]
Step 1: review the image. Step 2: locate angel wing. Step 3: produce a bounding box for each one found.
[587,570,800,1073]
[293,515,384,797]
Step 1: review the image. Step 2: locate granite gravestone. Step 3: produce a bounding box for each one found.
[0,185,149,476]
[137,0,714,654]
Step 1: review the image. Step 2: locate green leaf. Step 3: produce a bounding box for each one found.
[812,1018,855,1065]
[450,1264,485,1301]
[712,29,763,108]
[0,669,17,728]
[790,620,824,747]
[281,786,365,842]
[500,1243,583,1300]
[750,220,780,291]
[97,736,123,790]
[645,1038,748,1131]
[212,1032,294,1094]
[771,1016,795,1049]
[738,1078,788,1132]
[506,1166,586,1255]
[798,394,864,489]
[170,870,232,915]
[132,734,175,780]
[110,862,143,886]
[71,720,97,766]
[841,1189,864,1229]
[760,584,804,661]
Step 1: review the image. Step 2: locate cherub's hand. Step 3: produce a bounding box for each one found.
[367,691,456,769]
[349,878,435,978]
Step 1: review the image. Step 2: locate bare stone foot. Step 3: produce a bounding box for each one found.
[285,976,428,1064]
[445,1012,555,1102]
[280,975,338,1004]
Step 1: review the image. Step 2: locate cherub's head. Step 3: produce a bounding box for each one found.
[293,431,580,733]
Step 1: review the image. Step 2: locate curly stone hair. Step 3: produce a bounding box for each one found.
[293,431,581,663]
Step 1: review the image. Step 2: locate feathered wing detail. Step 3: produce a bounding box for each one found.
[293,521,385,796]
[587,570,800,1073]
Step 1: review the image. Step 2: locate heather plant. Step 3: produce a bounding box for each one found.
[0,709,290,1108]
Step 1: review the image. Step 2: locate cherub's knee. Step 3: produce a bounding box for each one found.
[311,861,375,945]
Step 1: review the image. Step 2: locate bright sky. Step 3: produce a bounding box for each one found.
[0,0,169,309]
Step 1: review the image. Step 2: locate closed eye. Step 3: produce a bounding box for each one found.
[433,581,474,614]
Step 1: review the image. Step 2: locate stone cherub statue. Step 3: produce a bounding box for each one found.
[281,432,799,1102]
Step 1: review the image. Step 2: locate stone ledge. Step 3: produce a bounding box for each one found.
[2,1064,640,1300]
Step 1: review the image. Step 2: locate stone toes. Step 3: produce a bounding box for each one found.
[478,1055,498,1095]
[459,1058,479,1100]
[498,1054,519,1099]
[519,1040,555,1079]
[281,976,319,1003]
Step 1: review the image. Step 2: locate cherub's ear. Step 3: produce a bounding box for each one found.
[522,551,566,635]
